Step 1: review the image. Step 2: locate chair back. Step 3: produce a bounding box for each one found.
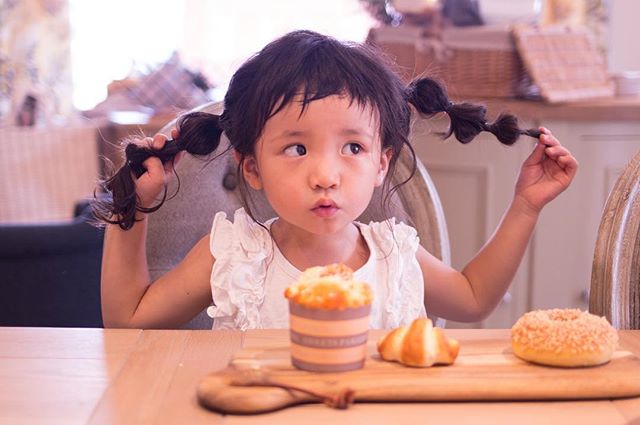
[590,149,640,329]
[148,101,450,328]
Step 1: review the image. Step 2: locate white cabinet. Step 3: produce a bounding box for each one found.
[530,121,640,313]
[411,115,640,328]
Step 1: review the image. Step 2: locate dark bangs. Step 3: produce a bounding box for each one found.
[220,30,412,156]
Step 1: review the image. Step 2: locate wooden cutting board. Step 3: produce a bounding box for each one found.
[197,339,640,414]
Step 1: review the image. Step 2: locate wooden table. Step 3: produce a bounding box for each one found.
[1,327,639,424]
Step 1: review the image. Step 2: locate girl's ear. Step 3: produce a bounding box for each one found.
[375,148,393,187]
[240,154,263,190]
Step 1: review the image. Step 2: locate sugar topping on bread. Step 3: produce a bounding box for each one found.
[284,263,372,309]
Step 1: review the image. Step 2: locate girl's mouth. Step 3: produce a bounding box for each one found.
[312,201,338,218]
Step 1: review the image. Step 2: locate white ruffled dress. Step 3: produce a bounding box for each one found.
[206,208,427,330]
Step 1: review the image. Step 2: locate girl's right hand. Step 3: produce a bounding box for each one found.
[132,129,184,209]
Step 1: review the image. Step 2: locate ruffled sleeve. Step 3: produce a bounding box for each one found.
[364,218,426,328]
[206,208,272,330]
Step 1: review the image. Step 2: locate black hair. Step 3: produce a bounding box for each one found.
[93,30,539,230]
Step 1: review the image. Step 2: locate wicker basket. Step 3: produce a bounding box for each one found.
[512,25,614,103]
[413,26,535,99]
[369,25,537,99]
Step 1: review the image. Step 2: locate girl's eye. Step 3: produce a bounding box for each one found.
[283,144,307,156]
[342,143,362,155]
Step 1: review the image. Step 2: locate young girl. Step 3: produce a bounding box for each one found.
[97,30,577,330]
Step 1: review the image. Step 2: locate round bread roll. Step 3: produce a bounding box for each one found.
[511,309,618,367]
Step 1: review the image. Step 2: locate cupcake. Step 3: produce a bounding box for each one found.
[284,263,372,372]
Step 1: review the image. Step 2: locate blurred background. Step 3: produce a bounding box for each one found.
[1,0,639,329]
[2,0,637,126]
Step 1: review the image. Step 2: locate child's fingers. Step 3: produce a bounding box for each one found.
[539,131,560,148]
[544,144,570,159]
[542,139,578,170]
[558,151,579,169]
[543,145,572,160]
[141,156,165,180]
[129,133,172,151]
[131,136,154,149]
[522,140,546,166]
[171,128,179,139]
[151,133,170,150]
[548,147,579,181]
[557,155,579,181]
[130,133,179,177]
[129,135,160,150]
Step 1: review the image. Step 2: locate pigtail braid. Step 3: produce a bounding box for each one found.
[406,77,540,145]
[93,111,224,230]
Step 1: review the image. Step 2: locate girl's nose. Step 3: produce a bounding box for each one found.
[309,158,340,190]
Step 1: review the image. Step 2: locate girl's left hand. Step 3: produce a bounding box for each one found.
[514,127,578,216]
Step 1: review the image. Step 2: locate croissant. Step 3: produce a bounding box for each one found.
[377,318,460,367]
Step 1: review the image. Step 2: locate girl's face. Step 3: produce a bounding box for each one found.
[242,95,391,236]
